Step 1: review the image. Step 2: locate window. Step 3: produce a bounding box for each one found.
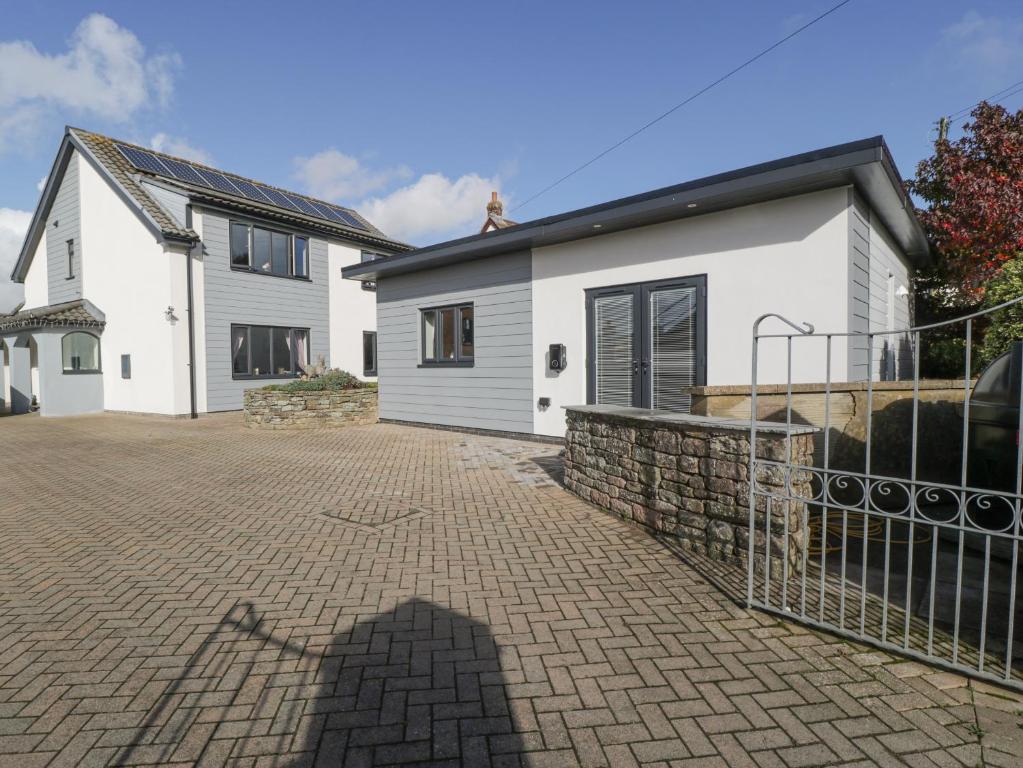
[66,240,75,279]
[360,250,382,292]
[363,331,377,376]
[293,237,308,278]
[420,303,473,365]
[230,221,310,279]
[230,223,249,267]
[62,332,100,373]
[231,324,309,378]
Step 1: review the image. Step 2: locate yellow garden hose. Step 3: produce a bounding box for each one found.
[808,511,932,555]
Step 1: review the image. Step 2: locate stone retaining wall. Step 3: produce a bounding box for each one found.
[244,388,378,429]
[687,381,966,483]
[564,406,815,573]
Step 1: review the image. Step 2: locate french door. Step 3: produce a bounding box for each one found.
[585,276,706,412]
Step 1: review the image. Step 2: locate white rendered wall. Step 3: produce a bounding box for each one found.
[191,209,208,413]
[78,153,190,415]
[530,188,851,437]
[22,230,48,309]
[328,241,377,380]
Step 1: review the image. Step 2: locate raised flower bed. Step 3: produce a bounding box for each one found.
[244,370,378,429]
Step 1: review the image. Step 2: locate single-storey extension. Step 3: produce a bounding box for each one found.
[342,137,930,438]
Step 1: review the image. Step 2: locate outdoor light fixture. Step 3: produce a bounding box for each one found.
[165,306,177,322]
[896,285,910,297]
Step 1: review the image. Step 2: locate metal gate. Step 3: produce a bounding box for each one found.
[746,298,1023,691]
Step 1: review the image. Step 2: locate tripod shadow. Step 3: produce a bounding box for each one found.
[115,598,524,766]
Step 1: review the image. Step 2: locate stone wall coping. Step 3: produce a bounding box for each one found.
[563,405,817,435]
[683,379,969,396]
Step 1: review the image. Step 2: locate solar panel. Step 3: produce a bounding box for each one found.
[158,157,210,187]
[195,168,241,195]
[258,186,301,212]
[282,193,322,217]
[228,177,273,204]
[116,142,371,232]
[308,201,338,220]
[116,144,171,175]
[330,206,367,230]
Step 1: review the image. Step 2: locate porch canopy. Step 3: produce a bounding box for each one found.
[1,299,106,415]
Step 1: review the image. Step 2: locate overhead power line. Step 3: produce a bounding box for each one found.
[510,0,855,214]
[947,78,1023,124]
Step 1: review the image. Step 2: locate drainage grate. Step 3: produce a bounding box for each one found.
[318,493,431,531]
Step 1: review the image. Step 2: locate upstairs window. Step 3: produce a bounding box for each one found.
[360,250,383,292]
[62,332,100,373]
[231,324,309,378]
[230,221,310,279]
[420,303,473,365]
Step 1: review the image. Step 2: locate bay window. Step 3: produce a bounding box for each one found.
[420,303,473,366]
[231,324,309,378]
[230,221,310,279]
[61,332,101,373]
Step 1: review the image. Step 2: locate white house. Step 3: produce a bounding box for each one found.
[2,127,408,417]
[343,137,930,438]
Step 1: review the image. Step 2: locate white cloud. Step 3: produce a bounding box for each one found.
[940,11,1023,84]
[0,14,180,150]
[36,176,46,193]
[293,149,412,201]
[0,209,31,314]
[150,133,213,165]
[358,172,504,244]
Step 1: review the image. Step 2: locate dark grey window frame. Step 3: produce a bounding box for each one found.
[65,240,74,279]
[419,302,474,368]
[229,219,311,281]
[230,323,310,380]
[363,331,378,376]
[584,274,707,408]
[61,331,101,374]
[360,251,383,291]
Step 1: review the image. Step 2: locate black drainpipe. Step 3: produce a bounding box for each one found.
[184,205,198,419]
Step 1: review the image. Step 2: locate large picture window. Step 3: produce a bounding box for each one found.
[420,303,473,365]
[231,324,309,378]
[62,332,100,373]
[230,221,309,279]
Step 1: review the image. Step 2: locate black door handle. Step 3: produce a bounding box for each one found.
[633,360,639,374]
[641,360,650,374]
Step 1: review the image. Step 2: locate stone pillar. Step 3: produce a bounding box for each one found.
[3,336,32,415]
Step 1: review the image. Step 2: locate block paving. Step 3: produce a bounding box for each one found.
[0,412,1021,767]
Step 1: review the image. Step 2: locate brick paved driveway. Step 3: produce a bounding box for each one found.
[1,413,1021,767]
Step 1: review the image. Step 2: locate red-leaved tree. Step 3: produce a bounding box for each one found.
[908,102,1023,302]
[907,103,1023,375]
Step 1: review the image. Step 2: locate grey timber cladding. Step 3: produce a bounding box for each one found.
[375,250,534,433]
[848,189,870,381]
[141,181,189,229]
[201,209,330,412]
[47,151,82,304]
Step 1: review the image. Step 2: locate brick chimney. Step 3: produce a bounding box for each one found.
[487,191,503,218]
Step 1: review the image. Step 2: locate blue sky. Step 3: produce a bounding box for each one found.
[1,0,1022,310]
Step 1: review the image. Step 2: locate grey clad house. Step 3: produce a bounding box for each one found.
[343,137,930,439]
[2,127,409,417]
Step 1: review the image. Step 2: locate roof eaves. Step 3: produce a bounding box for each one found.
[344,136,931,280]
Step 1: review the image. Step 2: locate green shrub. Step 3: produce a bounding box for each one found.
[262,369,369,393]
[978,255,1023,367]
